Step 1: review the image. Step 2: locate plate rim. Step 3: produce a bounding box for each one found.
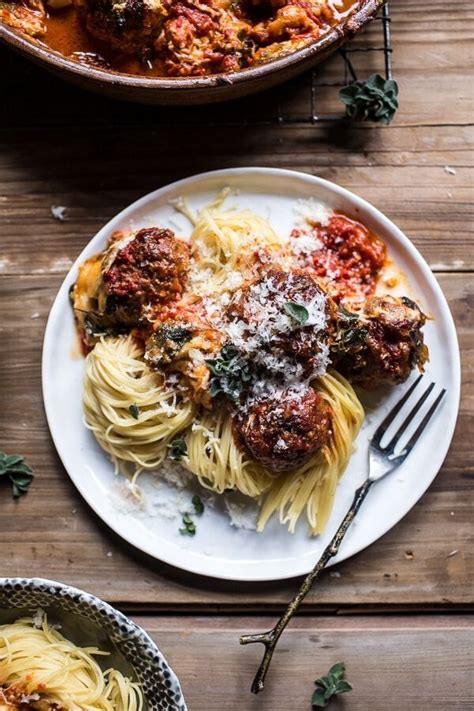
[42,167,461,582]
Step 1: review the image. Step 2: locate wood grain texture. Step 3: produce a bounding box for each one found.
[0,274,471,608]
[0,0,472,618]
[0,0,473,273]
[0,1,473,707]
[138,615,474,710]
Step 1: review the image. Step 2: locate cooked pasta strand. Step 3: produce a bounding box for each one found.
[0,615,142,710]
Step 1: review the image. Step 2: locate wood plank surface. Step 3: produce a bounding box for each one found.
[0,0,473,274]
[0,273,471,608]
[0,0,473,708]
[138,615,474,709]
[0,0,473,609]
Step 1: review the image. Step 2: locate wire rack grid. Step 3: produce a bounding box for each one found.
[153,2,393,127]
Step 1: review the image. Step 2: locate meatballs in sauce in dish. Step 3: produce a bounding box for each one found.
[72,189,429,536]
[1,0,370,78]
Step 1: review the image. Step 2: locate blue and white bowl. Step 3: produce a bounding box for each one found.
[0,577,186,711]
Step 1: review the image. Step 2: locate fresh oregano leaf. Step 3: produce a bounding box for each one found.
[327,662,346,681]
[0,451,34,498]
[312,661,353,708]
[312,688,330,708]
[206,344,252,404]
[284,301,309,325]
[339,73,399,125]
[179,511,196,536]
[192,494,204,514]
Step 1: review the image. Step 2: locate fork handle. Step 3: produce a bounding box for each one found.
[240,478,374,694]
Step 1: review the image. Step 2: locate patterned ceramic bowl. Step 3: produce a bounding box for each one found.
[0,577,186,711]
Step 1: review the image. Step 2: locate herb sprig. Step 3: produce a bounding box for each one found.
[339,73,399,125]
[312,662,353,708]
[206,344,252,404]
[0,452,34,498]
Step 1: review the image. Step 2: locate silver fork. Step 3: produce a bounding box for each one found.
[240,374,446,694]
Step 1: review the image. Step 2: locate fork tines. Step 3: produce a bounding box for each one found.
[372,375,446,457]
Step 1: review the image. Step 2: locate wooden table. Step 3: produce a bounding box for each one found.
[1,1,473,708]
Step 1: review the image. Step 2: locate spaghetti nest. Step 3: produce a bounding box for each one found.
[80,196,365,535]
[0,614,142,710]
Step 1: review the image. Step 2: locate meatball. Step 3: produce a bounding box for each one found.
[145,320,223,406]
[334,295,429,389]
[102,227,189,310]
[73,0,166,54]
[226,269,334,377]
[73,227,189,347]
[233,387,332,472]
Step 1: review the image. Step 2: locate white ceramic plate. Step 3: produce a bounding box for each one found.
[42,168,460,582]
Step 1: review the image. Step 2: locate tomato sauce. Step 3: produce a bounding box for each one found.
[292,214,386,301]
[37,0,359,78]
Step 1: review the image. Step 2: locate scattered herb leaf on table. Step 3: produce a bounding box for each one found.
[0,452,34,498]
[312,662,353,708]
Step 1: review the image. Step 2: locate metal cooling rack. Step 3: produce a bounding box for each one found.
[286,1,392,123]
[153,2,392,126]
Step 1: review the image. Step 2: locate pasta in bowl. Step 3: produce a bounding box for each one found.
[0,578,186,711]
[71,189,428,537]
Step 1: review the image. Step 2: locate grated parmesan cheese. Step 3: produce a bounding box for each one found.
[294,198,333,228]
[290,232,323,256]
[224,495,259,531]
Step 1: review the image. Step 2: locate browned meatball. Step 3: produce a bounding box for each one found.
[73,0,166,54]
[233,387,332,472]
[145,319,223,406]
[334,295,429,389]
[102,227,189,308]
[226,269,333,377]
[73,227,189,347]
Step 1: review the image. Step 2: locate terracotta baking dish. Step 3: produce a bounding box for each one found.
[0,0,383,105]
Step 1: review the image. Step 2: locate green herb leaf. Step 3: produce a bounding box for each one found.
[339,73,399,125]
[312,662,352,708]
[168,439,188,461]
[145,324,192,367]
[327,662,346,681]
[0,451,34,498]
[312,689,329,708]
[206,344,252,405]
[335,680,353,693]
[334,305,367,355]
[284,301,309,325]
[192,494,204,515]
[128,404,140,420]
[179,512,196,536]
